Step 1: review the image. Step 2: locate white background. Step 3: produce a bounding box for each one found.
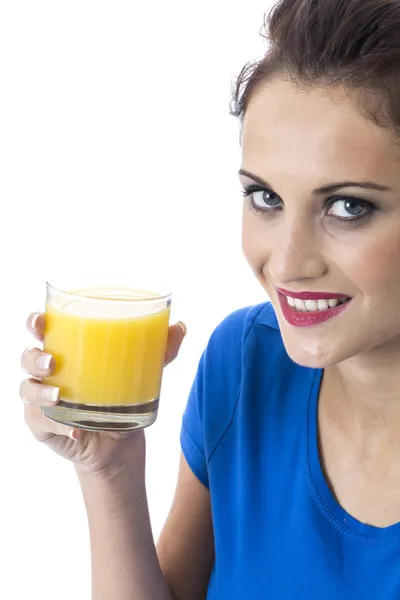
[0,2,272,598]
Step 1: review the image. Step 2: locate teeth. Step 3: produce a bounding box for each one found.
[294,298,307,312]
[286,296,348,312]
[305,299,317,312]
[317,299,329,311]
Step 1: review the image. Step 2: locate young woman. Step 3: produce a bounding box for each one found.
[19,0,400,597]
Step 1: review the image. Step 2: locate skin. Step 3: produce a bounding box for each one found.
[20,74,400,596]
[240,76,400,527]
[20,314,214,599]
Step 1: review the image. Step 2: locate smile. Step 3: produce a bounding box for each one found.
[276,288,352,327]
[285,296,349,312]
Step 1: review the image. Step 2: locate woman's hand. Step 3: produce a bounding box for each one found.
[20,312,187,477]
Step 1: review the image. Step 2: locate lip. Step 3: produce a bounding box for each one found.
[276,289,351,328]
[276,287,350,301]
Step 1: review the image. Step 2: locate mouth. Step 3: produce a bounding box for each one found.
[275,287,352,327]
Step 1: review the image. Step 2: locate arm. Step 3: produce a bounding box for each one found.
[157,453,215,600]
[77,444,214,600]
[76,435,174,600]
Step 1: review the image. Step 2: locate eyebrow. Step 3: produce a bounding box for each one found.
[238,169,391,195]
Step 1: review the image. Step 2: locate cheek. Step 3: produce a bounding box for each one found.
[241,208,269,269]
[349,229,400,297]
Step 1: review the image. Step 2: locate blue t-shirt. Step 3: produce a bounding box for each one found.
[180,302,400,599]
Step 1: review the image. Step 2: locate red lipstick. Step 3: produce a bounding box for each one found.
[276,288,348,301]
[276,288,351,327]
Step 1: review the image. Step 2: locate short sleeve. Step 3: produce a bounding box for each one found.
[180,305,265,488]
[180,350,209,487]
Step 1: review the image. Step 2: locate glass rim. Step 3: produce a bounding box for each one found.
[46,280,172,304]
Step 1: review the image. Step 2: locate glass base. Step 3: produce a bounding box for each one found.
[42,398,159,431]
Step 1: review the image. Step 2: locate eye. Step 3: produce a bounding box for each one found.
[241,185,282,212]
[326,197,373,220]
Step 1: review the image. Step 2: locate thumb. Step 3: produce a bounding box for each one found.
[164,321,187,366]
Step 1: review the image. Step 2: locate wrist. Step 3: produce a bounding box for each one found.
[74,430,146,483]
[75,459,145,490]
[76,464,148,522]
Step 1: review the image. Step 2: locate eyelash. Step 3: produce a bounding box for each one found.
[240,184,376,223]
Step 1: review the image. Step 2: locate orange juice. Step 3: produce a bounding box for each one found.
[43,288,171,407]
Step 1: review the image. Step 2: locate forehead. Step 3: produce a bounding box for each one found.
[241,78,400,184]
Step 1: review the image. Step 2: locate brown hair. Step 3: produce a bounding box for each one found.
[230,0,400,141]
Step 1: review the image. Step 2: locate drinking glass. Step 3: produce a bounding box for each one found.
[42,276,172,431]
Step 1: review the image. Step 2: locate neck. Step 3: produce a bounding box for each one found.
[325,338,400,429]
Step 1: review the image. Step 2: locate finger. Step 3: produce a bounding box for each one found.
[24,403,79,442]
[21,347,55,377]
[26,312,46,342]
[20,378,60,408]
[164,321,187,366]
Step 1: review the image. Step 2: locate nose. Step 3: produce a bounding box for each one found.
[268,217,327,286]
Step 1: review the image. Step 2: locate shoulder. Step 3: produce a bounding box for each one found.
[181,301,292,487]
[198,302,283,456]
[199,301,280,390]
[205,301,280,357]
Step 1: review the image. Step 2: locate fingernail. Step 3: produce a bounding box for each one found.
[176,321,187,337]
[40,386,59,405]
[31,313,40,329]
[37,353,52,370]
[69,429,79,441]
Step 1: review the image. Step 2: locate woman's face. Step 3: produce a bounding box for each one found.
[240,77,400,368]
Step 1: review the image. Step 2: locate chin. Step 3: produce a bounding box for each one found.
[270,293,400,368]
[281,338,340,369]
[275,316,349,369]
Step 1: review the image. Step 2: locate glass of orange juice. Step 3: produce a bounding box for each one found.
[41,276,172,431]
